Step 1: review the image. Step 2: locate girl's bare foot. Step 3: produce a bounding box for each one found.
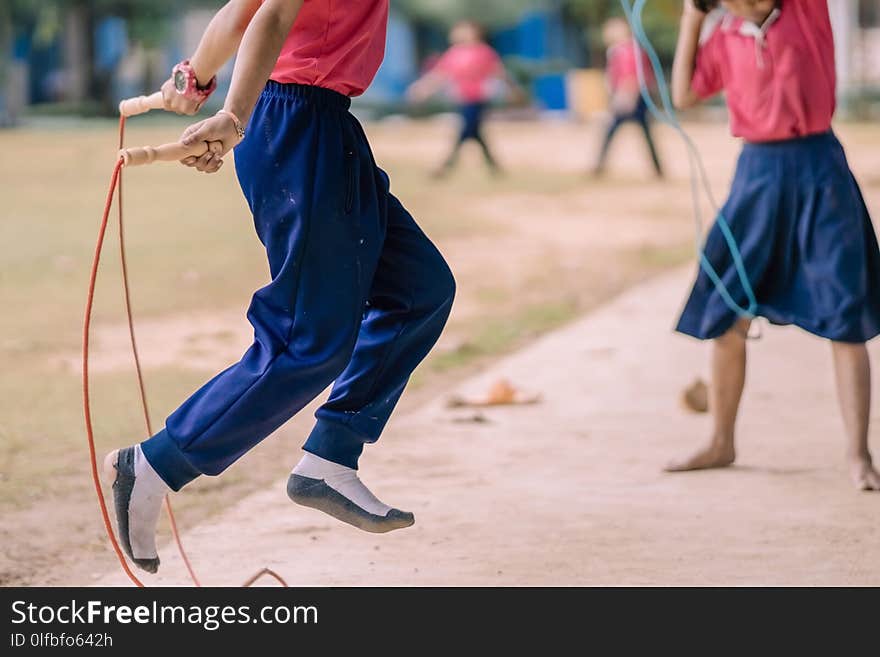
[849,457,880,491]
[665,441,736,472]
[670,324,746,473]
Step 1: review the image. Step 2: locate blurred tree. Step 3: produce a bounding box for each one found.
[80,0,187,109]
[1,1,66,122]
[0,2,11,124]
[564,0,682,65]
[5,0,221,113]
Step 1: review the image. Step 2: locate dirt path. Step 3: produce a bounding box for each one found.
[96,268,880,587]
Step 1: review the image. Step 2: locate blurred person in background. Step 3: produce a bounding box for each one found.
[408,20,522,178]
[591,17,664,179]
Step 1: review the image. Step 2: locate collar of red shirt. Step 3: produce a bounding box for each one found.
[719,1,782,36]
[717,4,782,68]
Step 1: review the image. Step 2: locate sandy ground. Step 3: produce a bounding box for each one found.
[5,116,700,586]
[96,268,880,587]
[4,118,878,586]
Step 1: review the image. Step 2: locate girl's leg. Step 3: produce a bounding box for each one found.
[290,189,455,532]
[437,103,499,175]
[303,190,455,468]
[437,134,465,175]
[666,319,749,472]
[468,102,499,172]
[637,113,664,177]
[106,87,382,569]
[831,341,880,490]
[593,114,624,176]
[473,129,500,173]
[435,104,475,176]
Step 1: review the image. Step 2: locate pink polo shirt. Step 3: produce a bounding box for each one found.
[432,43,504,104]
[692,2,836,143]
[608,41,656,92]
[268,0,389,97]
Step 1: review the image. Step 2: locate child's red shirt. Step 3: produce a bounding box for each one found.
[269,0,389,97]
[692,2,836,142]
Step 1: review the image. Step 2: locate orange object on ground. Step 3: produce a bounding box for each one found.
[447,378,542,408]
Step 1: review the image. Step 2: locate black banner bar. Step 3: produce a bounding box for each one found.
[1,587,876,651]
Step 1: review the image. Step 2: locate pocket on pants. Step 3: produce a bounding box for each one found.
[344,147,356,215]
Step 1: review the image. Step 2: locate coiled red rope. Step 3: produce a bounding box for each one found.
[83,115,288,588]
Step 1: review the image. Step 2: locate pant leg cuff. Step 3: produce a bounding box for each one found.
[140,428,202,491]
[303,419,366,470]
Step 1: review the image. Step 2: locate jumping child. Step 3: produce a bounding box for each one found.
[592,17,664,178]
[667,0,880,491]
[105,0,456,573]
[408,20,517,178]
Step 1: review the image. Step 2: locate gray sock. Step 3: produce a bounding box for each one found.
[288,453,414,534]
[108,445,169,573]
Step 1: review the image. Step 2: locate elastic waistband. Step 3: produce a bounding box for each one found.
[744,130,835,150]
[262,81,352,111]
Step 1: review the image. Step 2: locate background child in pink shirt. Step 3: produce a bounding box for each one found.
[409,20,520,177]
[668,0,880,491]
[593,18,664,178]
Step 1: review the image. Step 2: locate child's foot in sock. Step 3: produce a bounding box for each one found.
[287,453,414,533]
[103,445,169,573]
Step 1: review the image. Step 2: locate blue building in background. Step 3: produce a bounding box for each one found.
[362,11,420,105]
[494,10,585,111]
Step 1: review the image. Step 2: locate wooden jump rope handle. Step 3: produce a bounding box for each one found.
[117,91,209,166]
[118,91,165,117]
[118,142,208,167]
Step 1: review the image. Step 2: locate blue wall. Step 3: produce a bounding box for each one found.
[362,11,419,104]
[494,10,582,111]
[494,10,568,60]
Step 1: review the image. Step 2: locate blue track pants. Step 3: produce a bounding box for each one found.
[142,83,455,489]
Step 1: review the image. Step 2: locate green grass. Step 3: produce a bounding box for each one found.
[633,243,695,268]
[430,298,580,374]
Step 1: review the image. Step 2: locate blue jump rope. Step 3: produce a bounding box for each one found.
[619,0,760,326]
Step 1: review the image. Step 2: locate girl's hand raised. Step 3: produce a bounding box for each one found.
[687,0,715,15]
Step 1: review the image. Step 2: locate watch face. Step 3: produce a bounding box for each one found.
[174,69,187,93]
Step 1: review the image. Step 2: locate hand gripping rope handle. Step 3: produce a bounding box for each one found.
[117,91,211,166]
[84,93,288,587]
[620,0,760,327]
[119,141,209,167]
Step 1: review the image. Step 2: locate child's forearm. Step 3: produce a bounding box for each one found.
[223,0,304,123]
[408,73,444,102]
[189,0,262,85]
[672,5,706,109]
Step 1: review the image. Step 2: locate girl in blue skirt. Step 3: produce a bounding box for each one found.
[667,0,880,490]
